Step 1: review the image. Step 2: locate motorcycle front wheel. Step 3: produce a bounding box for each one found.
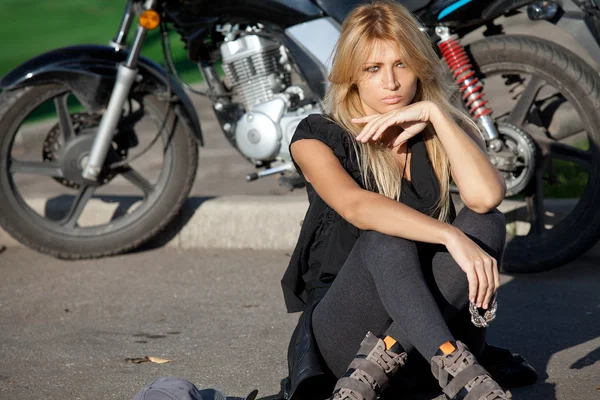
[466,35,600,272]
[0,83,198,259]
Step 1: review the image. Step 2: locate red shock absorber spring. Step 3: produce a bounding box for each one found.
[438,36,492,120]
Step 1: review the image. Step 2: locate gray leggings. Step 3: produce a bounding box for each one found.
[312,207,506,378]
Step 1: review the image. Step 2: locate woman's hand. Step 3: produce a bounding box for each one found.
[351,101,437,146]
[443,227,500,310]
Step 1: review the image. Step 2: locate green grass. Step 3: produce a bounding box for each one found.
[542,139,589,199]
[508,139,590,199]
[495,139,589,200]
[0,0,204,83]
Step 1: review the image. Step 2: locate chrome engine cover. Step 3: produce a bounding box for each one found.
[278,103,320,158]
[235,97,320,161]
[235,97,286,160]
[222,32,320,162]
[220,35,291,110]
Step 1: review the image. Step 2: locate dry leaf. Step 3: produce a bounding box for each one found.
[124,357,149,364]
[146,356,173,364]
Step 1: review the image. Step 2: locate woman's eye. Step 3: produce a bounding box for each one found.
[364,64,403,72]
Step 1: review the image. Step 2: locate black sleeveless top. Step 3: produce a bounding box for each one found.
[281,114,455,313]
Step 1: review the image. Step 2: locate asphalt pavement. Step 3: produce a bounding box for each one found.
[0,245,599,400]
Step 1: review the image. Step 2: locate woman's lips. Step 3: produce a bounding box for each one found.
[381,96,402,105]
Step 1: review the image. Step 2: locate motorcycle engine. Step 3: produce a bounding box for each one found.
[220,34,319,162]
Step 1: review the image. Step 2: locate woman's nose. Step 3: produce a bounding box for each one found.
[382,69,399,90]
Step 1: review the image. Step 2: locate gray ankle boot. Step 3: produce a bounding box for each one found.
[331,332,408,400]
[431,341,512,400]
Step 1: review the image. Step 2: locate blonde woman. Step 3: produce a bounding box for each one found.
[281,1,536,399]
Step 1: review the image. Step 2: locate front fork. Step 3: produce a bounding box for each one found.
[82,0,158,181]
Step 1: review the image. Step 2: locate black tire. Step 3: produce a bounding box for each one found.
[467,35,600,272]
[0,84,198,259]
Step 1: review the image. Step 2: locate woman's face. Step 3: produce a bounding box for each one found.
[356,39,418,115]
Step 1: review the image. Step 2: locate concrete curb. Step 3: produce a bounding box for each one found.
[0,195,579,251]
[165,195,309,250]
[0,195,309,251]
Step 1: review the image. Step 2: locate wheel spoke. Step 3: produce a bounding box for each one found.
[507,76,545,126]
[121,167,154,196]
[54,93,75,142]
[550,141,592,172]
[60,185,96,229]
[526,171,546,236]
[10,160,63,177]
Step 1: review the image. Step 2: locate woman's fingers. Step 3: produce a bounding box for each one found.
[493,258,500,290]
[448,232,500,310]
[360,114,397,142]
[489,258,499,309]
[465,267,478,304]
[392,131,411,147]
[354,111,408,142]
[483,258,495,309]
[354,114,383,141]
[356,116,382,141]
[372,113,399,141]
[474,260,488,308]
[353,110,425,143]
[359,117,384,142]
[352,114,379,124]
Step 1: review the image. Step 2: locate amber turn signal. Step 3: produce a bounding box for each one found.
[139,10,160,30]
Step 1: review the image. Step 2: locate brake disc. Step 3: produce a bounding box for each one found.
[489,122,537,197]
[42,113,128,189]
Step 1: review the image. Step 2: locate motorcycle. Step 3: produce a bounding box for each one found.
[1,0,599,272]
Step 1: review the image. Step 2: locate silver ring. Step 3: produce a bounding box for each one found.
[469,293,498,328]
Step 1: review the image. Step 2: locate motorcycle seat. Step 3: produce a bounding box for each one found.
[313,0,432,24]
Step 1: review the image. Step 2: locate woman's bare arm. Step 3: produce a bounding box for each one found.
[352,101,506,214]
[291,139,456,246]
[292,137,501,308]
[430,106,506,213]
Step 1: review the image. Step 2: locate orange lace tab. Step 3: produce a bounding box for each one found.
[439,341,456,355]
[383,336,397,350]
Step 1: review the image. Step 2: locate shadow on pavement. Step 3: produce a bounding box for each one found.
[140,196,217,250]
[570,346,600,370]
[44,194,216,252]
[486,248,600,400]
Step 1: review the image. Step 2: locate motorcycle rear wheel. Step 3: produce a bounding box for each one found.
[0,84,198,259]
[467,35,600,272]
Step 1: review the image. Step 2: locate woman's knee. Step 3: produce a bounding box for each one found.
[483,207,506,229]
[456,206,505,228]
[454,207,506,256]
[358,231,417,254]
[356,231,419,269]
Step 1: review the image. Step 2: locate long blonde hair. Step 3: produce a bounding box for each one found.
[324,0,479,222]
